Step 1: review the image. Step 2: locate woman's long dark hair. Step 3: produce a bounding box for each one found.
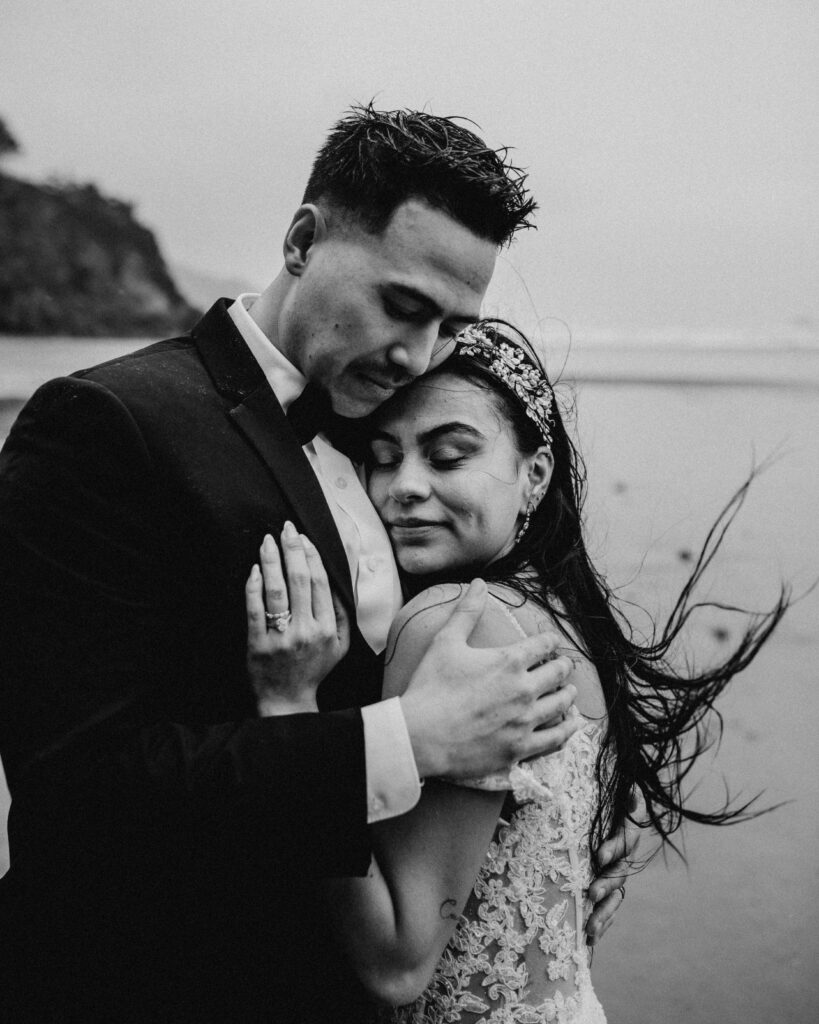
[390,320,789,868]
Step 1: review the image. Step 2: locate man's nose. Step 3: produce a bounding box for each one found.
[387,325,440,379]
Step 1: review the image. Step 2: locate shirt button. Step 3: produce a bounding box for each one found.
[335,476,348,490]
[367,557,379,572]
[371,796,384,812]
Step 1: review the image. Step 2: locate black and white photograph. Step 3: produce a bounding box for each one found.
[1,3,817,1022]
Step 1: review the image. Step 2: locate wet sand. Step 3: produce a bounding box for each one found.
[1,337,818,1022]
[571,374,819,1024]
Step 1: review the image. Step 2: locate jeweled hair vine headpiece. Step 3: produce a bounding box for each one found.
[454,322,555,448]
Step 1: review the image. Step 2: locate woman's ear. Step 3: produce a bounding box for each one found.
[282,204,328,275]
[523,446,554,510]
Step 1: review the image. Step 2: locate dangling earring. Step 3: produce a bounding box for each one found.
[515,499,536,544]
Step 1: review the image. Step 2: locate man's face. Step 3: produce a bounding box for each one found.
[279,199,497,418]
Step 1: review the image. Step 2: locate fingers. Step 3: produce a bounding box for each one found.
[587,858,628,904]
[534,672,576,728]
[302,535,334,629]
[245,564,267,645]
[531,654,575,701]
[596,812,642,869]
[280,521,312,621]
[513,630,565,676]
[259,526,344,639]
[586,847,630,945]
[585,884,626,946]
[331,591,351,654]
[434,578,488,639]
[595,833,627,870]
[260,532,289,616]
[520,704,581,760]
[581,847,626,942]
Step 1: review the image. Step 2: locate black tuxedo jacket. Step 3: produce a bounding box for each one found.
[0,301,384,1021]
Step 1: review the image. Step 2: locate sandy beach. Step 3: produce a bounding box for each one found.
[570,371,819,1024]
[1,335,817,1023]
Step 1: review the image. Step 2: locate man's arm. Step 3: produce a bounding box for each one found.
[0,376,371,876]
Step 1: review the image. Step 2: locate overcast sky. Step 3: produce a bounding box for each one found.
[3,0,817,333]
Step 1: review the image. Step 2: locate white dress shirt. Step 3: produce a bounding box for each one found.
[228,295,421,822]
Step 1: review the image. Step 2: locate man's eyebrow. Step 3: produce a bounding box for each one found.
[386,284,443,317]
[387,284,477,327]
[370,422,485,446]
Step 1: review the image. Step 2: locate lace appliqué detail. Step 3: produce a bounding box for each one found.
[389,722,607,1024]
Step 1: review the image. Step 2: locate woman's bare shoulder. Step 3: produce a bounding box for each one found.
[381,583,531,699]
[485,583,607,721]
[388,583,530,655]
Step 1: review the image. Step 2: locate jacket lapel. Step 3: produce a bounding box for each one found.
[191,301,355,613]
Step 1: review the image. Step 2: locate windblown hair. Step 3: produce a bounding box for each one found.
[396,320,789,868]
[303,103,537,246]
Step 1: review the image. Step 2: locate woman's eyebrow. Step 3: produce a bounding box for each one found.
[369,422,485,446]
[418,423,484,445]
[369,428,400,444]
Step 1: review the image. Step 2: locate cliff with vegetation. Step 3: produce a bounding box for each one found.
[0,119,199,336]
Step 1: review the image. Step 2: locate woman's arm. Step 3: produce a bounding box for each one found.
[325,778,504,1006]
[324,584,578,1005]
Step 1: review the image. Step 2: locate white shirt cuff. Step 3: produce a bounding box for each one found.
[362,696,422,823]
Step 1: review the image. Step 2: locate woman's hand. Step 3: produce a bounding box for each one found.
[245,521,350,716]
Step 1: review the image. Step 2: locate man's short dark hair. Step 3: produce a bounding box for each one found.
[303,103,537,247]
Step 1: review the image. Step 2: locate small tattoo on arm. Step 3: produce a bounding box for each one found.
[439,898,457,921]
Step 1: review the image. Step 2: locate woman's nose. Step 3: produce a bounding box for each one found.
[389,458,431,502]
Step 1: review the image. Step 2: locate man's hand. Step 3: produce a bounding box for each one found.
[400,579,580,781]
[585,795,642,945]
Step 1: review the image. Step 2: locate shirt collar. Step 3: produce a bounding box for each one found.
[228,293,306,412]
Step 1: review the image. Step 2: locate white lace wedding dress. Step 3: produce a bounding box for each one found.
[389,715,608,1024]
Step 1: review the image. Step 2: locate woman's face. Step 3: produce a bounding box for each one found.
[367,373,550,576]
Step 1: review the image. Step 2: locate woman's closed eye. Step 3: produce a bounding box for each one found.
[429,446,468,468]
[368,443,402,469]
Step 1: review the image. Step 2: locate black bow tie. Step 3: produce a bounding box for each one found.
[287,384,336,445]
[287,384,367,461]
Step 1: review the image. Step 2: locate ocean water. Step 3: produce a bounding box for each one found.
[1,335,818,1023]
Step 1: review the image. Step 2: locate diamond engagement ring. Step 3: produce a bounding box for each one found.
[265,610,292,633]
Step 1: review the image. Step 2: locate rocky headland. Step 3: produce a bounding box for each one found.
[0,122,199,336]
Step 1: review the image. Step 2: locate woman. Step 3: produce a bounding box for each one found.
[245,321,786,1023]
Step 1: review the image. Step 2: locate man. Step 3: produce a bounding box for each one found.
[0,106,629,1022]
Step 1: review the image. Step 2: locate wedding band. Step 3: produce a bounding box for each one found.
[265,610,292,633]
[615,885,626,902]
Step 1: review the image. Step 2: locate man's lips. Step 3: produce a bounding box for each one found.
[354,366,414,395]
[357,372,398,395]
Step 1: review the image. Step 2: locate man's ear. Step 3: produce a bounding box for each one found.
[523,446,554,510]
[282,204,328,276]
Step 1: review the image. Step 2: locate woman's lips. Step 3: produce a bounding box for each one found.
[388,520,445,539]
